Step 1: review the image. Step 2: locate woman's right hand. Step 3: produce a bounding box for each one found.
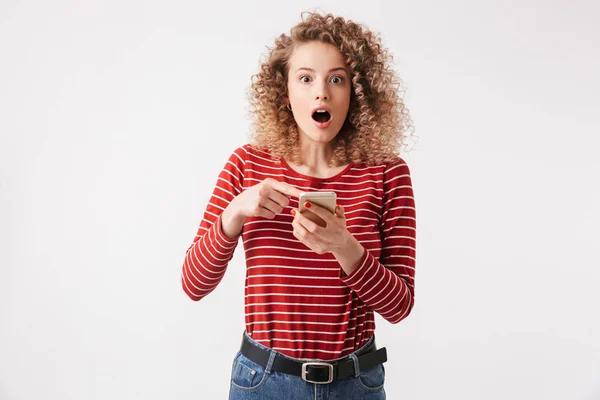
[220,178,303,238]
[231,178,303,219]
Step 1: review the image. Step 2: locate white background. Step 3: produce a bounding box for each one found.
[1,1,599,399]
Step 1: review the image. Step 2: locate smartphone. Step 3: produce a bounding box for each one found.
[298,191,337,227]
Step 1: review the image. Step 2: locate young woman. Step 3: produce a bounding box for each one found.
[181,11,416,399]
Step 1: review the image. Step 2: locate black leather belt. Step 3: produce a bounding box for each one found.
[240,335,388,384]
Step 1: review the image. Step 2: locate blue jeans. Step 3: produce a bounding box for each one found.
[228,332,386,399]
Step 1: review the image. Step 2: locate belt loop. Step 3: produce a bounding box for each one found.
[264,349,277,375]
[349,353,360,377]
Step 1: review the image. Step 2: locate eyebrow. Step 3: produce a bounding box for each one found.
[296,67,348,74]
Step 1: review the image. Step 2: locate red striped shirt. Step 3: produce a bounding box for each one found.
[181,144,417,360]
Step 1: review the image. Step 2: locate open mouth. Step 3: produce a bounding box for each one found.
[312,110,331,123]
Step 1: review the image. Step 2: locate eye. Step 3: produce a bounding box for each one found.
[298,75,345,84]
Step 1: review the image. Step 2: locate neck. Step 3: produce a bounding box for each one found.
[296,133,336,170]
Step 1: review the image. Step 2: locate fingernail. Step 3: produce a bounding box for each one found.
[304,201,311,208]
[336,204,340,211]
[290,209,296,216]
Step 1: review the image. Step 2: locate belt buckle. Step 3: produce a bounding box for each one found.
[301,362,334,384]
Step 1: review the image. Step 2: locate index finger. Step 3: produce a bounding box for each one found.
[272,181,303,198]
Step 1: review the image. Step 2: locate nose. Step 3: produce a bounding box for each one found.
[315,80,329,101]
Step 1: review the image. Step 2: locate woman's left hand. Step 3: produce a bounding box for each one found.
[290,202,349,254]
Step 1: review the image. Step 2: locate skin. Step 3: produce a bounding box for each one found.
[285,40,351,177]
[285,41,365,276]
[291,203,364,276]
[222,40,365,276]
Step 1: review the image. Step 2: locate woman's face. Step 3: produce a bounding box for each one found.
[286,41,351,145]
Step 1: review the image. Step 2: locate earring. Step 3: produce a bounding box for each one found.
[287,103,292,111]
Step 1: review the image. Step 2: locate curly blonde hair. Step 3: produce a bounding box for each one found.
[246,11,415,167]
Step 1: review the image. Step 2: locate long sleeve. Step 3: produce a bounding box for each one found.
[340,159,417,323]
[181,146,247,301]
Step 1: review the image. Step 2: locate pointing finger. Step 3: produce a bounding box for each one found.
[273,181,303,198]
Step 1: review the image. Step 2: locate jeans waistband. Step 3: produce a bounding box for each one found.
[239,331,387,384]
